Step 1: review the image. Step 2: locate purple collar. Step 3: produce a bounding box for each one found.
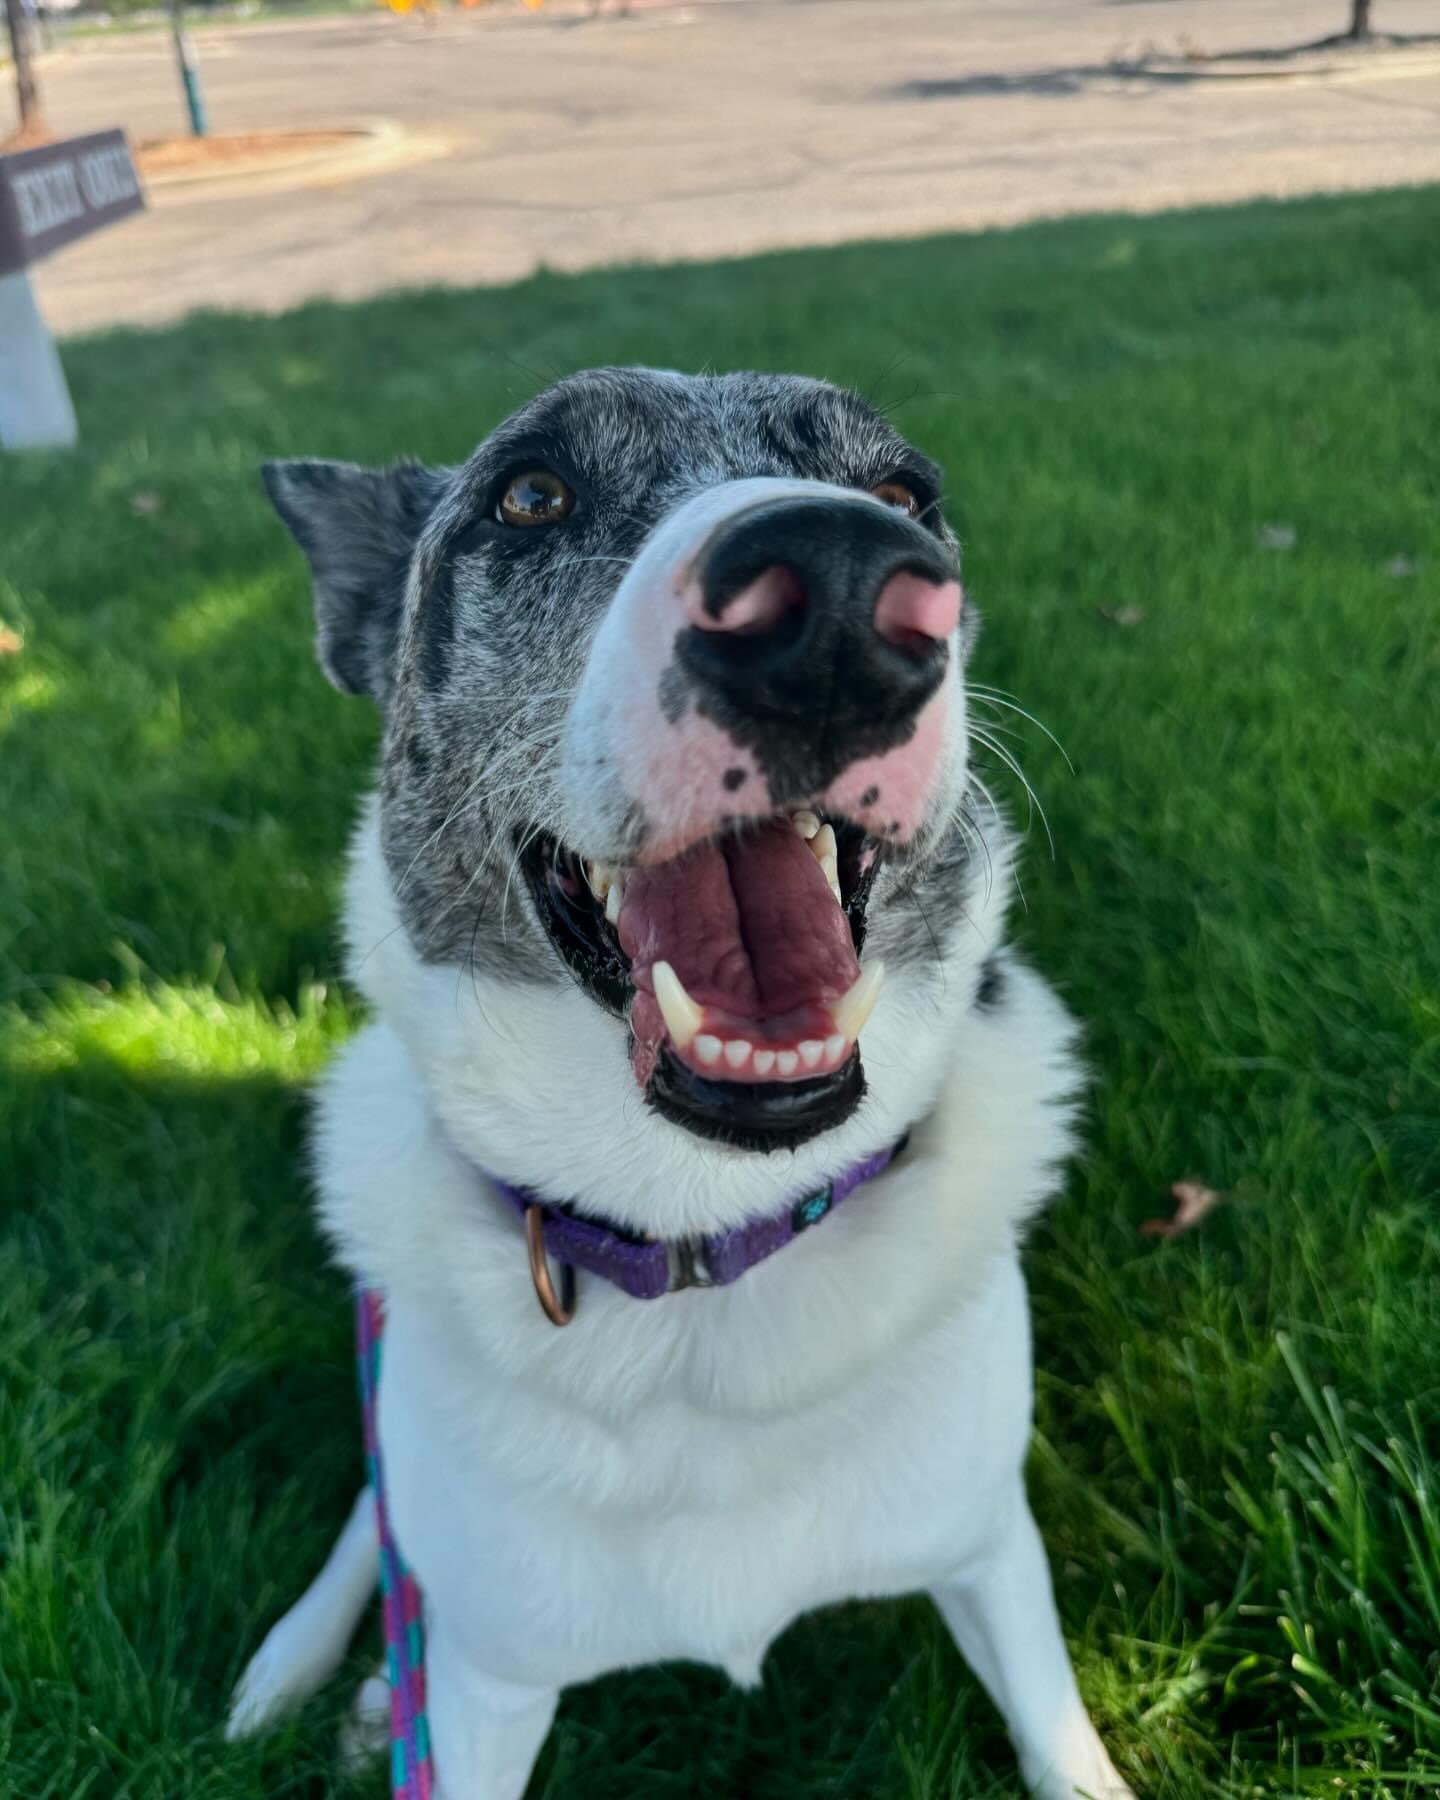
[494,1134,909,1326]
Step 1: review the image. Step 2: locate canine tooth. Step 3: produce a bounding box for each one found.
[695,1034,723,1065]
[831,961,884,1043]
[753,1049,776,1076]
[724,1039,753,1069]
[585,860,613,901]
[652,961,703,1049]
[605,878,624,926]
[798,1039,824,1069]
[792,809,822,840]
[824,1034,847,1062]
[808,822,841,901]
[776,1050,800,1075]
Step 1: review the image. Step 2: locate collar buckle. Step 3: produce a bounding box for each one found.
[667,1237,714,1293]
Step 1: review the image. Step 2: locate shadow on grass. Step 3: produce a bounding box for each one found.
[2,1066,1040,1800]
[0,515,376,1005]
[0,1037,1129,1798]
[0,1043,369,1795]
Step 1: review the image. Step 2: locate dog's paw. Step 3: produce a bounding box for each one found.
[226,1488,381,1741]
[1045,1778,1135,1800]
[1030,1764,1136,1800]
[226,1646,296,1739]
[225,1605,349,1740]
[338,1667,391,1770]
[226,1629,314,1739]
[1025,1730,1135,1800]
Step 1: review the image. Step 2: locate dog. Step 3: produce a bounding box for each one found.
[225,367,1134,1800]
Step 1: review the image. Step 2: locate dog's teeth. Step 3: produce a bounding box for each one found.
[585,860,613,901]
[695,1034,723,1066]
[798,1039,824,1069]
[605,878,624,926]
[776,1049,799,1075]
[808,822,842,902]
[825,1034,847,1062]
[831,961,885,1042]
[652,961,703,1049]
[753,1049,776,1076]
[724,1039,753,1069]
[792,809,822,840]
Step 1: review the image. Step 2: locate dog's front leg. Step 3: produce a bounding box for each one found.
[426,1618,558,1800]
[930,1488,1134,1800]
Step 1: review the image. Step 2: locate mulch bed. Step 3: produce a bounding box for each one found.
[135,129,365,175]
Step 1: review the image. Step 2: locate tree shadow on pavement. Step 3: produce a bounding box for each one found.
[885,31,1440,103]
[887,63,1181,101]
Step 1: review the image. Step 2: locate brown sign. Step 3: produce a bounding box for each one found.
[0,130,145,278]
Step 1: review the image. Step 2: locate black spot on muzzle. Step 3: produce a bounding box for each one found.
[677,496,956,799]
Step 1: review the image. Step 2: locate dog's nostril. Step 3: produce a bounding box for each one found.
[873,573,962,651]
[691,564,807,637]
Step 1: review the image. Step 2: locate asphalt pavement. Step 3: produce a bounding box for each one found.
[14,0,1440,334]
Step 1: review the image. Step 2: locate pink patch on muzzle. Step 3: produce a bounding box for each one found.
[817,576,959,837]
[820,683,953,841]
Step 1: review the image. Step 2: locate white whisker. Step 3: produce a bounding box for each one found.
[967,686,1074,772]
[970,725,1055,860]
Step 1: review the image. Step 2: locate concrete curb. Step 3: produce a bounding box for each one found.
[141,119,453,203]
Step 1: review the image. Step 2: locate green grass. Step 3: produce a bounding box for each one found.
[2,186,1438,1799]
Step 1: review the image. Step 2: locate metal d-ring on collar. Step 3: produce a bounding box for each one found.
[504,1132,910,1328]
[524,1204,577,1326]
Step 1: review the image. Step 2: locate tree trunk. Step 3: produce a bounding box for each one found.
[4,0,42,135]
[1350,0,1372,40]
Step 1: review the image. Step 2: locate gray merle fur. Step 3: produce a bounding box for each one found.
[264,368,985,984]
[262,459,448,701]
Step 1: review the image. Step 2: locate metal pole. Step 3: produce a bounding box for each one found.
[4,0,43,134]
[168,0,208,137]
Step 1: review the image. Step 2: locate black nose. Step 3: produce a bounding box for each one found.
[679,496,958,741]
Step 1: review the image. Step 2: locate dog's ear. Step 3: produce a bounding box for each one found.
[261,458,448,701]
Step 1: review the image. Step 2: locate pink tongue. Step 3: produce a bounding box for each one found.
[618,822,860,1027]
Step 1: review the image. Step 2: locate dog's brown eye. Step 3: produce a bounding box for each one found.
[871,480,922,517]
[498,470,575,527]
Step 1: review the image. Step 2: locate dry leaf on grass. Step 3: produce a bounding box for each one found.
[1098,604,1146,627]
[1140,1180,1225,1240]
[1258,523,1297,550]
[0,628,22,657]
[130,492,163,516]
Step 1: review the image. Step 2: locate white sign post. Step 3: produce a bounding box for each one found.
[0,130,145,451]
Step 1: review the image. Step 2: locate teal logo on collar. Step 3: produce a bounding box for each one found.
[792,1186,833,1233]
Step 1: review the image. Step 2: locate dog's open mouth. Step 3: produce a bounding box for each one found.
[522,814,883,1150]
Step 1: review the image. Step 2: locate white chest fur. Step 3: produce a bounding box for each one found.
[317,929,1080,1692]
[376,1219,1032,1691]
[231,853,1133,1797]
